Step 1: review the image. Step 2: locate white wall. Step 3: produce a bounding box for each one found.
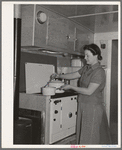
[94,32,118,67]
[94,32,118,125]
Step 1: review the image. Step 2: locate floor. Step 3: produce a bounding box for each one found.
[53,134,76,145]
[110,122,118,144]
[54,122,118,145]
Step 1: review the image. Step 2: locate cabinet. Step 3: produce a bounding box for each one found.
[75,27,90,53]
[21,5,93,54]
[34,6,48,48]
[21,5,35,46]
[46,17,68,50]
[21,5,69,52]
[67,20,75,53]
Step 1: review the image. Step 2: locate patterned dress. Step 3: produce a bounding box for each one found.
[76,63,111,144]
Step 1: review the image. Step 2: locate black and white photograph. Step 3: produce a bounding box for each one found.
[2,1,121,148]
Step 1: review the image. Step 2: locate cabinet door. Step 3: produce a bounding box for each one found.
[21,5,48,47]
[75,28,89,53]
[67,21,75,53]
[47,17,68,50]
[34,6,48,47]
[21,5,35,46]
[50,99,62,134]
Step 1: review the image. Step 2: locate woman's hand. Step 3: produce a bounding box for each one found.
[50,73,59,81]
[60,84,72,90]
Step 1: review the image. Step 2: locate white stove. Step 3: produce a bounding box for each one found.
[49,93,77,144]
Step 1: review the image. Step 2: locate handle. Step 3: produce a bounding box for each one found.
[66,35,70,39]
[54,100,61,105]
[43,78,52,88]
[69,112,72,118]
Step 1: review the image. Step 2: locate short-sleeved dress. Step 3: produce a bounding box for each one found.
[76,62,111,144]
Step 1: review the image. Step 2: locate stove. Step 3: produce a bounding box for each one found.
[49,91,78,144]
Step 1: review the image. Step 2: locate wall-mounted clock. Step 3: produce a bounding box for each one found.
[37,11,47,24]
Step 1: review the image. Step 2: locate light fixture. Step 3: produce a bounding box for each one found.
[100,40,106,49]
[37,11,47,24]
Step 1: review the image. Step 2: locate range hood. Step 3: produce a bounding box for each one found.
[21,46,85,58]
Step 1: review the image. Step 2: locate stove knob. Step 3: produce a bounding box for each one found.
[54,110,58,114]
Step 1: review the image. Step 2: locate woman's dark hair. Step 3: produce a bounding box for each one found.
[83,43,102,60]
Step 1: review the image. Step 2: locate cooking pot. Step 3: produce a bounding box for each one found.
[49,80,64,93]
[42,87,56,96]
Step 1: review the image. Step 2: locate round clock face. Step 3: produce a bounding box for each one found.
[37,11,47,24]
[39,12,47,22]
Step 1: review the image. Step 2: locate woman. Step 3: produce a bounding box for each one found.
[50,43,111,144]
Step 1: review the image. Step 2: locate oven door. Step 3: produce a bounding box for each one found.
[61,96,77,130]
[19,108,42,144]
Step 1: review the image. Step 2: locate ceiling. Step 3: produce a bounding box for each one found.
[42,5,118,32]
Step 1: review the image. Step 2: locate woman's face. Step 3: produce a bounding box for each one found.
[84,50,98,65]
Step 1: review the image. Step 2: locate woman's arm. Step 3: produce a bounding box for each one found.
[51,71,81,80]
[58,71,81,80]
[61,82,100,95]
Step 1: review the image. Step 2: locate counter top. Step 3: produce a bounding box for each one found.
[21,90,78,99]
[51,91,78,99]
